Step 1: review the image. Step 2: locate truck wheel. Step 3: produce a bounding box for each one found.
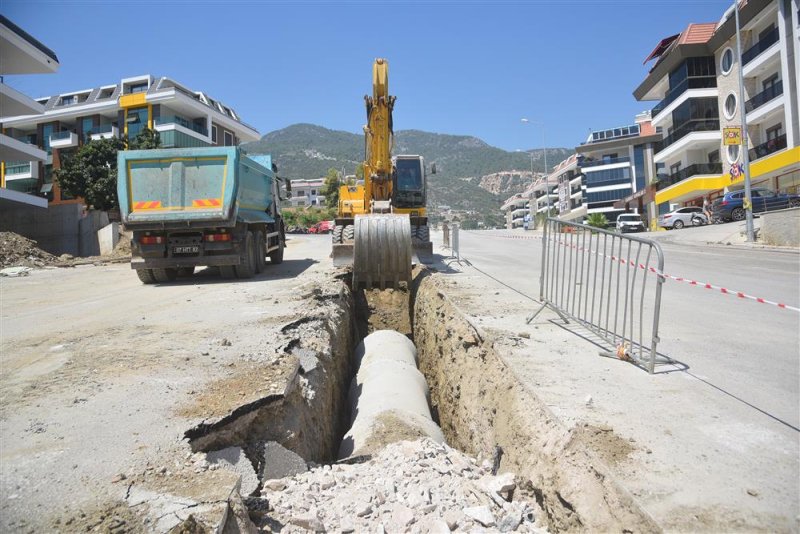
[136,269,157,284]
[254,231,266,274]
[177,267,195,277]
[235,232,256,279]
[269,233,284,264]
[343,225,355,242]
[332,225,343,244]
[153,268,178,283]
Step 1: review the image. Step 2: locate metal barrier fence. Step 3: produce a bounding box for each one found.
[528,218,665,373]
[441,223,460,261]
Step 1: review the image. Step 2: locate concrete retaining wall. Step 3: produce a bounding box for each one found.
[760,208,800,247]
[0,203,109,256]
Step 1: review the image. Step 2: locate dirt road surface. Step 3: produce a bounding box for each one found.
[0,236,331,532]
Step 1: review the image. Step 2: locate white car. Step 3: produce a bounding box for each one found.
[616,213,645,233]
[657,206,707,229]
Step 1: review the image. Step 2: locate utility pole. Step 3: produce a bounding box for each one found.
[734,0,756,242]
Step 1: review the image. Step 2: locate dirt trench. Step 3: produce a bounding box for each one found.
[410,269,661,533]
[177,267,658,532]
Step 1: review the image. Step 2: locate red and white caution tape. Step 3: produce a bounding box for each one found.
[465,231,800,312]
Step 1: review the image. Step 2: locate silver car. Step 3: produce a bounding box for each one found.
[658,206,707,229]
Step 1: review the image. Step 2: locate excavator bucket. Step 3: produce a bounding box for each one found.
[352,214,413,290]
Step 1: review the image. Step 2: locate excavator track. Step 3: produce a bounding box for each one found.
[352,214,412,290]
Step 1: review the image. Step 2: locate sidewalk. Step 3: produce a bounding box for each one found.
[429,235,799,532]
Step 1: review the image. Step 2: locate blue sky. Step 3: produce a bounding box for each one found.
[3,0,732,151]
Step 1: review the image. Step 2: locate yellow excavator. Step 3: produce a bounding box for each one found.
[332,58,434,290]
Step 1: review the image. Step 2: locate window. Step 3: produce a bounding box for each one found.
[311,190,317,195]
[762,74,779,92]
[126,107,149,139]
[42,123,54,154]
[212,125,218,144]
[720,48,734,75]
[758,25,775,42]
[708,150,720,163]
[60,95,76,106]
[82,118,95,137]
[128,82,148,94]
[223,131,233,146]
[727,144,740,163]
[670,162,682,176]
[724,93,737,119]
[766,123,783,141]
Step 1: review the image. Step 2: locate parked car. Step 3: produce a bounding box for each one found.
[615,213,646,233]
[657,206,707,229]
[712,187,800,222]
[308,220,335,234]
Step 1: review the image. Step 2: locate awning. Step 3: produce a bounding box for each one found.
[614,185,656,209]
[643,34,679,64]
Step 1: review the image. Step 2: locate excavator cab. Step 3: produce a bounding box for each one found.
[393,156,426,210]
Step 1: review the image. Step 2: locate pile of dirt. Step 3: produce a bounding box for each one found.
[0,232,60,269]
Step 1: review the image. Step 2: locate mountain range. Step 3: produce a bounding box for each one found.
[242,124,572,225]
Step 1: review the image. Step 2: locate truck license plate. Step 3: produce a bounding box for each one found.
[174,245,199,254]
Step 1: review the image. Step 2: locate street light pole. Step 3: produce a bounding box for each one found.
[734,0,756,242]
[521,118,550,214]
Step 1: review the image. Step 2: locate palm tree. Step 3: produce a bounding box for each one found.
[586,213,609,229]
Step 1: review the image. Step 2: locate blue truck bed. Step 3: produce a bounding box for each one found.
[117,147,285,283]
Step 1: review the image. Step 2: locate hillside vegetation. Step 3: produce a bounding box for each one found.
[242,124,572,226]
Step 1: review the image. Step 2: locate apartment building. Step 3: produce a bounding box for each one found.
[289,178,326,207]
[500,193,529,228]
[634,0,799,216]
[0,15,58,210]
[552,154,584,222]
[1,74,260,204]
[576,114,661,226]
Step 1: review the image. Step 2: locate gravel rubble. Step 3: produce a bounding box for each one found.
[260,438,548,532]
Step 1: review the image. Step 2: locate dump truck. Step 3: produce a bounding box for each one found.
[117,146,285,284]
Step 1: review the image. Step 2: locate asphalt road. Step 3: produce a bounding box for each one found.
[452,227,800,429]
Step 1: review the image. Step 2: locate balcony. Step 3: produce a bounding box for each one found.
[742,27,779,66]
[651,76,717,120]
[749,133,787,162]
[88,124,119,141]
[655,162,723,191]
[4,161,39,181]
[154,115,208,136]
[580,156,630,169]
[654,120,720,155]
[49,130,78,149]
[745,81,782,113]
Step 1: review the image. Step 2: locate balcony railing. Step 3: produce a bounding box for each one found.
[654,120,720,154]
[580,156,630,168]
[155,115,208,136]
[749,133,787,162]
[742,27,779,65]
[50,131,73,141]
[12,135,37,145]
[655,162,723,191]
[87,124,115,135]
[744,81,783,113]
[651,76,717,119]
[5,162,31,175]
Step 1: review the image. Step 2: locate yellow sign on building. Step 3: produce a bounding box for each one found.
[723,127,742,146]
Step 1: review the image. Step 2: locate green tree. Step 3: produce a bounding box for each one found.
[586,213,609,230]
[55,128,162,211]
[127,128,162,150]
[320,167,340,209]
[355,163,364,181]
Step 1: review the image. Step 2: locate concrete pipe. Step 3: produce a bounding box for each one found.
[338,330,444,459]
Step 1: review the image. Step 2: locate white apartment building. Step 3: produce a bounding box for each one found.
[500,193,529,228]
[0,15,58,209]
[551,154,585,222]
[1,74,260,204]
[289,178,326,207]
[634,0,799,216]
